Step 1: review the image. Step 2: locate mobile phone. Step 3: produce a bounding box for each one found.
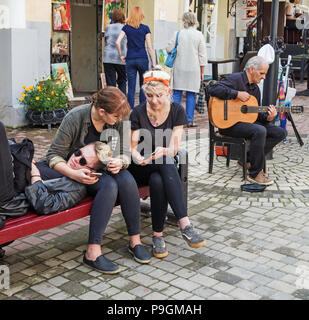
[89,172,103,177]
[144,151,156,158]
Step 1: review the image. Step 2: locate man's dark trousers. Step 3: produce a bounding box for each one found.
[219,121,286,178]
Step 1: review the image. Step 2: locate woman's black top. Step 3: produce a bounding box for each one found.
[130,102,187,156]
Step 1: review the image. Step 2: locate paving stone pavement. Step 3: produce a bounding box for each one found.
[1,83,309,300]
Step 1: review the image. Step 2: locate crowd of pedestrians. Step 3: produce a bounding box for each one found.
[104,7,206,126]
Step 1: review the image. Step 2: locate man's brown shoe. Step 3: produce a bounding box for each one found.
[247,170,273,186]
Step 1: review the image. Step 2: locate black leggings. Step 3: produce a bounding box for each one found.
[0,121,16,205]
[37,159,141,245]
[128,156,187,233]
[86,170,141,244]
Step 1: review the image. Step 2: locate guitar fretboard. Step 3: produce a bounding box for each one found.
[242,106,300,113]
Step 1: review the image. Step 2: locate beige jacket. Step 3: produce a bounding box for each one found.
[167,27,207,93]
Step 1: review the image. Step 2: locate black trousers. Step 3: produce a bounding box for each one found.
[0,121,16,205]
[86,170,141,244]
[219,121,286,178]
[128,156,187,233]
[103,63,127,95]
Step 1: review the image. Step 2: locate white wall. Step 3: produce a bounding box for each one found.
[0,0,26,29]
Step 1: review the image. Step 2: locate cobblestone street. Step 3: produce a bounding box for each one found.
[1,84,309,300]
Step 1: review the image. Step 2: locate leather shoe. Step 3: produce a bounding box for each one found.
[83,250,120,274]
[128,244,151,264]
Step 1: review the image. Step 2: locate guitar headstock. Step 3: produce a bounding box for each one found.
[291,106,304,113]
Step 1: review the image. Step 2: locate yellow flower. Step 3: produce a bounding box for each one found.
[47,77,51,80]
[25,88,29,92]
[42,76,45,79]
[37,85,41,91]
[47,98,50,101]
[29,86,34,90]
[35,97,40,101]
[19,97,24,102]
[51,91,55,95]
[21,92,26,97]
[22,85,26,89]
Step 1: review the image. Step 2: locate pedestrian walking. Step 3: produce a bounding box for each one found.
[167,12,207,127]
[116,6,155,108]
[103,9,127,95]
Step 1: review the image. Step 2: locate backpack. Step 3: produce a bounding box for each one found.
[9,138,34,193]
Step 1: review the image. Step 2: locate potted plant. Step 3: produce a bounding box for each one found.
[19,75,69,128]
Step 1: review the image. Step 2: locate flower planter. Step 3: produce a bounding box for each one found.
[26,108,68,129]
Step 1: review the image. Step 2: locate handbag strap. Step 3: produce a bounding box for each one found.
[175,30,180,48]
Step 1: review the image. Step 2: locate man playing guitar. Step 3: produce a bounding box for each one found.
[208,56,286,185]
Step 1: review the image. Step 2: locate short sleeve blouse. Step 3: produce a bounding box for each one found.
[130,102,187,155]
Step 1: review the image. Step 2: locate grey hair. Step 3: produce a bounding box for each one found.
[182,12,199,28]
[244,56,268,71]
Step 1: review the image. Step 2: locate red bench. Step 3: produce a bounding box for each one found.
[0,186,150,258]
[0,150,188,259]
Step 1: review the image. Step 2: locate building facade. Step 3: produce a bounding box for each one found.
[0,0,232,127]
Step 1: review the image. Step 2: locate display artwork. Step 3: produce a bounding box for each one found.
[156,49,168,66]
[51,63,74,99]
[102,0,127,32]
[155,49,171,75]
[52,32,70,55]
[51,0,66,3]
[52,0,71,31]
[235,0,258,37]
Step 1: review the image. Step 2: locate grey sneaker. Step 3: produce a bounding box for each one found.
[152,236,168,258]
[181,224,206,248]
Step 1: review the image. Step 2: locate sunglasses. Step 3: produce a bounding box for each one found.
[74,149,95,170]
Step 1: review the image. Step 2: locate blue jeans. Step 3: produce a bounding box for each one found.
[173,90,195,122]
[126,58,149,108]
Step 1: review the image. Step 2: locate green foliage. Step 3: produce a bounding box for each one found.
[19,75,68,111]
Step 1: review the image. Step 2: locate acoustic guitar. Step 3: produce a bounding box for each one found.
[208,95,304,129]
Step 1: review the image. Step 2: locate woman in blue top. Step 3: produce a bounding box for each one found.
[116,6,155,109]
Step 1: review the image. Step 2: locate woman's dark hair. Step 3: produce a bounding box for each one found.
[112,9,125,24]
[92,86,130,119]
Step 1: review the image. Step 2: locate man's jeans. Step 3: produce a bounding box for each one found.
[126,58,149,108]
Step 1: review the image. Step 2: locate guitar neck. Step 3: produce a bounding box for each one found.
[245,106,293,113]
